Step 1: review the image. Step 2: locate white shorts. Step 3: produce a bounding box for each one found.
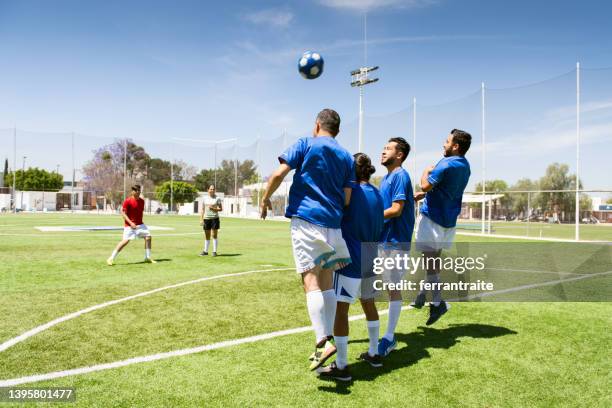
[123,224,151,241]
[333,272,361,304]
[377,246,410,285]
[415,214,456,253]
[290,217,351,274]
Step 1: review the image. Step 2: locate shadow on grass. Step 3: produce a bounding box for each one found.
[317,323,517,394]
[123,258,172,265]
[210,254,241,257]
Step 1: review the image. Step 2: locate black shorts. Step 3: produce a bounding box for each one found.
[203,218,220,231]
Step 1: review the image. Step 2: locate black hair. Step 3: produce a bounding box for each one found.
[316,109,341,136]
[450,129,472,155]
[388,137,411,162]
[353,152,376,182]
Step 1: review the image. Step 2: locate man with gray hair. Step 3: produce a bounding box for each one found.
[261,108,354,373]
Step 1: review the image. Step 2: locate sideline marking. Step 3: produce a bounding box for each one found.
[1,270,610,387]
[0,268,292,354]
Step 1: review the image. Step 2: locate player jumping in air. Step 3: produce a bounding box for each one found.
[261,109,354,371]
[317,153,384,381]
[107,185,156,265]
[200,185,223,256]
[413,129,471,325]
[360,137,415,358]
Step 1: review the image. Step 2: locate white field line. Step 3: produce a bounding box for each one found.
[0,268,293,354]
[486,267,586,276]
[449,270,612,301]
[35,226,174,232]
[1,269,611,387]
[456,231,610,243]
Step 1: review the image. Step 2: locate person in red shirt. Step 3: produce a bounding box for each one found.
[107,185,156,265]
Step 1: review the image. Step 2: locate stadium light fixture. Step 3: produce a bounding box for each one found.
[350,66,380,152]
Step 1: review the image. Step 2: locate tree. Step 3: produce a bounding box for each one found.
[155,181,199,210]
[471,179,510,215]
[194,159,258,194]
[4,168,63,191]
[536,163,589,221]
[148,158,174,186]
[3,158,8,177]
[82,139,151,208]
[509,178,538,216]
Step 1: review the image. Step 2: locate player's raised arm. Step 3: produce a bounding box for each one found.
[260,162,291,219]
[420,164,436,192]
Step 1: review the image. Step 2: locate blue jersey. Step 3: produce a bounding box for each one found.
[380,167,415,248]
[337,182,384,279]
[279,136,354,229]
[420,156,471,228]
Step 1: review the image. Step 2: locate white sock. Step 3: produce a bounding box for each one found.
[367,320,380,356]
[145,248,151,259]
[306,290,326,343]
[334,335,349,369]
[204,240,210,252]
[321,289,337,337]
[213,239,218,252]
[384,301,403,341]
[110,250,118,260]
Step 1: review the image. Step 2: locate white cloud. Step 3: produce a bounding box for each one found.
[318,0,437,12]
[243,8,294,28]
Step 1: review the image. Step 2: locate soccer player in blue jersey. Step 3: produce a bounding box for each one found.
[317,153,384,381]
[413,129,472,325]
[261,109,354,371]
[360,137,415,358]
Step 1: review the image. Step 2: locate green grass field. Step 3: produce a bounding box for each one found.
[456,220,612,241]
[0,214,610,407]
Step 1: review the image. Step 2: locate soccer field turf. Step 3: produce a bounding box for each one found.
[0,214,610,407]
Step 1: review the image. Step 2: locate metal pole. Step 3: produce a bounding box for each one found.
[412,97,417,192]
[256,137,260,207]
[527,192,531,237]
[358,86,364,152]
[234,142,238,196]
[481,82,486,234]
[12,127,16,213]
[123,138,127,203]
[575,62,580,241]
[20,156,26,211]
[214,143,217,188]
[170,146,174,213]
[71,133,75,211]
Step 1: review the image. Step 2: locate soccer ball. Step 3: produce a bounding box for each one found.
[298,51,324,79]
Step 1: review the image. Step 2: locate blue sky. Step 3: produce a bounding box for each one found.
[0,0,611,189]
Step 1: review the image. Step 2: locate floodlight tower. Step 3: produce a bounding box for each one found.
[351,66,379,152]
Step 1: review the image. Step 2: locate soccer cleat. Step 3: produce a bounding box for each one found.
[377,337,397,357]
[106,257,114,266]
[212,252,217,257]
[199,251,208,256]
[316,362,352,382]
[426,301,451,326]
[144,258,157,264]
[357,352,383,368]
[409,293,427,309]
[309,338,336,371]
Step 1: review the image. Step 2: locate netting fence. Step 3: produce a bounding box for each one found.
[0,65,610,241]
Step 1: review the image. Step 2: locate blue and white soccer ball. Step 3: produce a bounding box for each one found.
[298,51,324,80]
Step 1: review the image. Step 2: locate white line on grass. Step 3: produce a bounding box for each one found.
[456,231,610,243]
[0,268,293,354]
[1,269,610,387]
